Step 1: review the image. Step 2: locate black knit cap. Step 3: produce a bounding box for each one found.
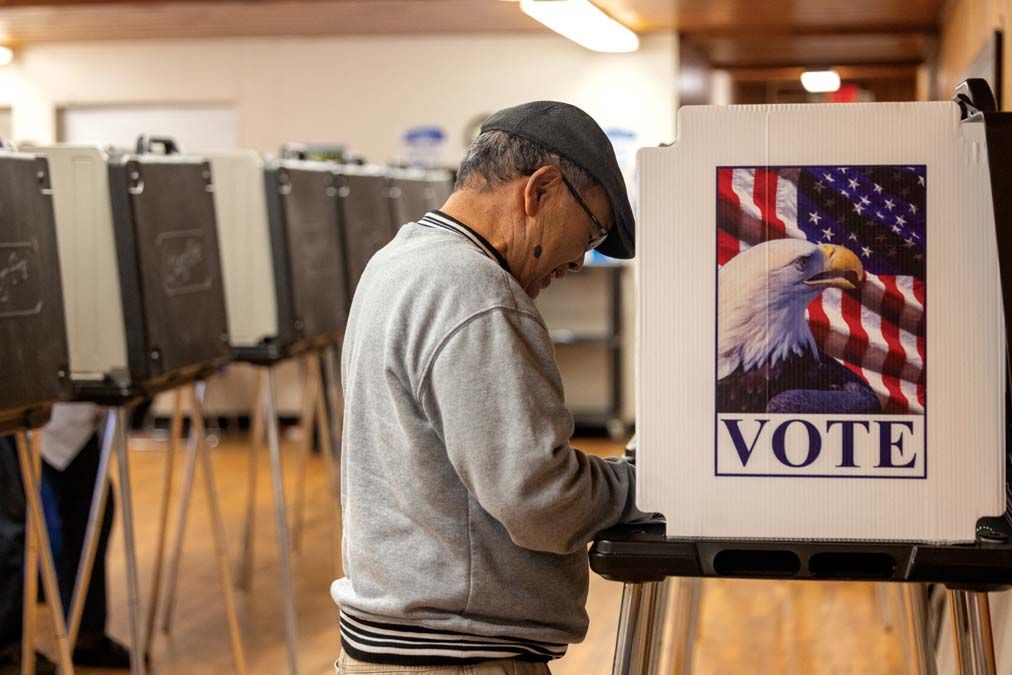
[480,101,635,259]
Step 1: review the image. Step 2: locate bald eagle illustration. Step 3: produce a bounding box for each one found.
[716,239,881,414]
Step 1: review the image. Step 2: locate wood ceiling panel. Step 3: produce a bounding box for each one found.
[691,33,934,68]
[0,1,545,44]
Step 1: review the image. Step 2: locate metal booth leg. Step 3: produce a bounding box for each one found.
[948,589,997,675]
[21,432,40,675]
[903,583,938,675]
[291,355,319,553]
[188,382,249,675]
[612,581,663,675]
[15,431,76,675]
[667,577,702,675]
[143,390,184,657]
[236,368,265,591]
[311,356,341,577]
[262,366,301,674]
[160,396,199,635]
[67,411,116,649]
[322,345,344,460]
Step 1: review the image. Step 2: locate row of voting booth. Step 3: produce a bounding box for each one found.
[0,134,453,675]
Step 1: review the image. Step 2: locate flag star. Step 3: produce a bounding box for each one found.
[852,202,865,215]
[896,215,906,226]
[884,199,895,211]
[848,232,859,242]
[823,172,835,183]
[873,183,883,193]
[909,203,918,214]
[904,237,916,248]
[808,211,822,225]
[838,167,849,173]
[918,175,925,186]
[848,178,860,190]
[814,180,825,192]
[861,246,873,258]
[887,248,897,257]
[822,227,835,240]
[876,233,888,242]
[892,225,903,234]
[911,232,920,239]
[914,253,924,260]
[860,195,871,206]
[875,211,885,220]
[840,189,850,198]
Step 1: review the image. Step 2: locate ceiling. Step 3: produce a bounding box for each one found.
[0,0,945,69]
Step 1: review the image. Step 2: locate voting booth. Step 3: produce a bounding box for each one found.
[592,80,1012,675]
[0,148,70,432]
[388,166,454,226]
[208,151,349,361]
[338,165,399,295]
[37,141,231,399]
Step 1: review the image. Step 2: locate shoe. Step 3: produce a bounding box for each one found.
[0,644,57,675]
[72,634,131,669]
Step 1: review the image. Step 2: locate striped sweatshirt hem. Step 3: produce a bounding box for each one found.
[338,609,568,666]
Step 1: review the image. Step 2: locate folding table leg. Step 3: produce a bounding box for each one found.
[612,581,662,675]
[15,431,75,675]
[143,390,183,657]
[264,367,300,675]
[312,358,341,577]
[160,400,198,635]
[291,355,319,553]
[236,368,265,591]
[948,589,997,675]
[67,411,116,647]
[903,583,938,675]
[189,382,249,675]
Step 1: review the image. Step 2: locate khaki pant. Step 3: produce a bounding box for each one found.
[335,652,552,674]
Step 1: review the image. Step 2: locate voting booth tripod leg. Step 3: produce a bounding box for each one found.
[902,584,937,675]
[323,345,344,459]
[143,389,183,657]
[235,368,265,591]
[66,411,116,652]
[15,431,76,675]
[188,382,249,675]
[612,581,665,675]
[667,578,701,675]
[21,430,38,675]
[311,356,341,577]
[262,366,301,675]
[159,394,199,635]
[291,354,320,553]
[947,589,997,675]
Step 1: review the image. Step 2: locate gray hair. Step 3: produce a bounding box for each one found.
[454,130,596,193]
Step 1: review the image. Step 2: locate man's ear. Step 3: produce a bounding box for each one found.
[523,165,562,218]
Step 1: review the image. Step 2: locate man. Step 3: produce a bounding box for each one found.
[332,101,641,674]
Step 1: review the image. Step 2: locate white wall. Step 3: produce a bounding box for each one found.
[1,32,677,163]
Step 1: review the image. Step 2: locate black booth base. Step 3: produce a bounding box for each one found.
[232,333,342,367]
[0,405,55,434]
[71,359,229,406]
[590,519,1012,592]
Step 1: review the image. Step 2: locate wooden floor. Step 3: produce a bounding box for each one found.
[33,432,905,675]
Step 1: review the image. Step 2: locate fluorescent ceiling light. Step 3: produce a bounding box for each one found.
[801,70,841,93]
[0,46,12,67]
[520,0,639,53]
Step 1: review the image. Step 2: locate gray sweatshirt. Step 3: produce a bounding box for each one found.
[331,210,640,665]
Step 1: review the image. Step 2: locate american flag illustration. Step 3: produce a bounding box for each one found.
[717,165,926,414]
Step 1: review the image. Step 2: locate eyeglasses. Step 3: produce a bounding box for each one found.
[561,175,609,251]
